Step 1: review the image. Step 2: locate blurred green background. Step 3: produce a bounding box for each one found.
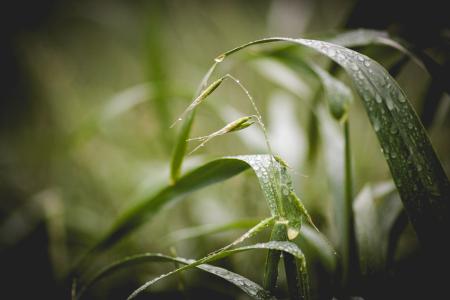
[1,0,449,299]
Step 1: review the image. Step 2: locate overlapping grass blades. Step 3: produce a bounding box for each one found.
[75,253,274,300]
[127,241,307,300]
[212,37,450,250]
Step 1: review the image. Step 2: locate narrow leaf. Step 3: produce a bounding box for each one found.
[76,253,272,300]
[127,241,307,300]
[308,63,353,122]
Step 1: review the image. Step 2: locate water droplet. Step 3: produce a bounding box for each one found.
[386,98,394,110]
[373,120,380,132]
[390,125,398,135]
[358,56,365,62]
[375,93,382,103]
[407,122,413,129]
[350,63,359,71]
[214,54,225,62]
[391,152,397,159]
[328,48,336,57]
[364,60,371,67]
[178,118,182,121]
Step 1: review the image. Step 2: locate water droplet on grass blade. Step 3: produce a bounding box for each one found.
[214,54,225,62]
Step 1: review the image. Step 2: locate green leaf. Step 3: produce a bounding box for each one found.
[170,62,219,182]
[295,225,337,273]
[170,110,195,182]
[80,155,314,269]
[308,63,353,122]
[214,37,450,250]
[353,181,402,275]
[95,157,251,252]
[127,241,307,300]
[263,221,287,292]
[75,253,273,300]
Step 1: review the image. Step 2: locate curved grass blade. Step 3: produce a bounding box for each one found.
[75,253,273,300]
[77,155,310,273]
[329,29,450,129]
[213,37,450,250]
[127,241,308,300]
[94,157,251,252]
[326,29,427,73]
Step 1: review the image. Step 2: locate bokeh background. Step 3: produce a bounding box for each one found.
[1,0,449,299]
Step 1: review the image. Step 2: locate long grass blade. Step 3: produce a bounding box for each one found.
[263,221,287,292]
[75,155,311,275]
[127,241,307,300]
[75,253,272,300]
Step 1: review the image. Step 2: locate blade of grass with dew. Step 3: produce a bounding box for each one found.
[213,37,450,251]
[263,220,310,300]
[263,220,287,292]
[260,56,349,279]
[76,155,305,272]
[330,29,450,128]
[326,29,428,73]
[127,241,308,300]
[165,218,336,275]
[75,253,274,300]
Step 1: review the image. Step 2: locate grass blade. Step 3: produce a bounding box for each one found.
[94,157,251,252]
[127,241,307,300]
[170,110,195,182]
[295,225,337,273]
[308,63,353,122]
[342,120,359,286]
[75,253,273,300]
[263,221,287,292]
[76,154,312,274]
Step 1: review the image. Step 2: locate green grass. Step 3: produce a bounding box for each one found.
[68,31,450,300]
